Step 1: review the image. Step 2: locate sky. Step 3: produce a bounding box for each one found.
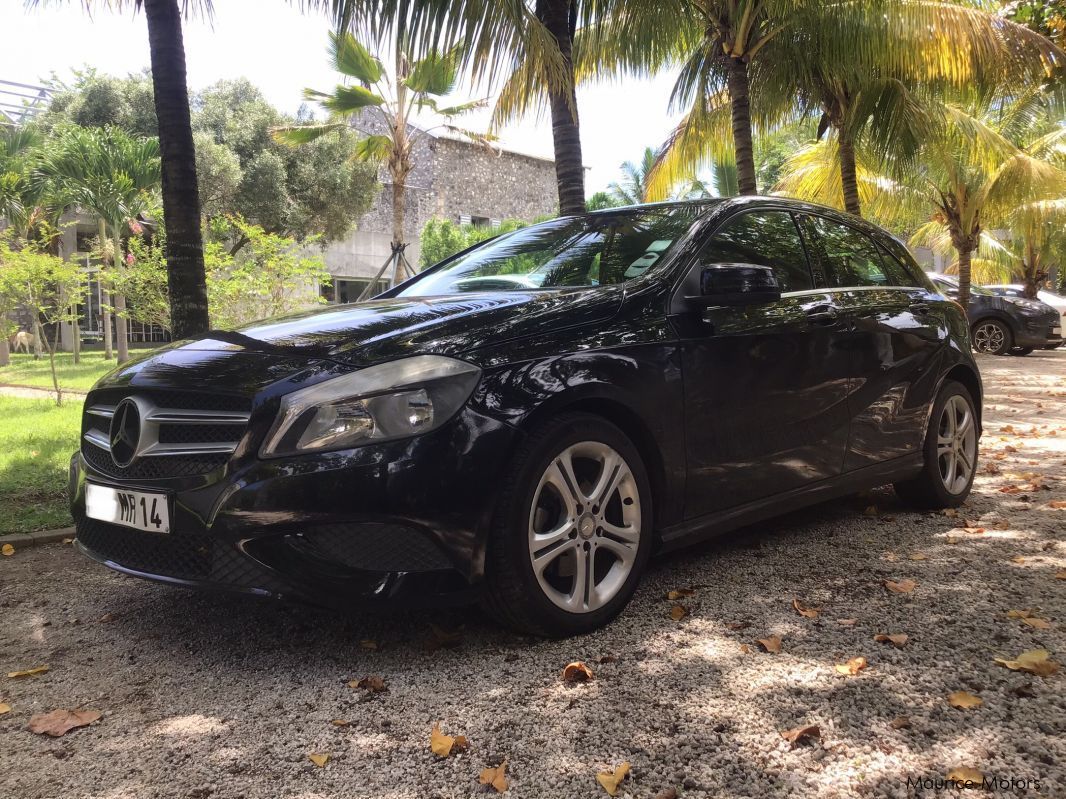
[0,0,685,195]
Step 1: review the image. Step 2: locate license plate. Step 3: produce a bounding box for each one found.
[1054,326,1062,336]
[85,484,170,534]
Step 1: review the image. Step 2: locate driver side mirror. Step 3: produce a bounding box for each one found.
[687,263,781,307]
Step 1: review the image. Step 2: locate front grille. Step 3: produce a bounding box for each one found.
[76,518,286,591]
[81,389,252,481]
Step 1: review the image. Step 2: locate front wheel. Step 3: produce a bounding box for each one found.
[972,319,1012,355]
[895,381,978,509]
[1010,347,1034,356]
[482,413,653,637]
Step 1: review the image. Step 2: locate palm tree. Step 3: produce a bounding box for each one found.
[34,126,161,363]
[607,147,657,205]
[581,0,1063,211]
[326,0,584,214]
[273,32,487,290]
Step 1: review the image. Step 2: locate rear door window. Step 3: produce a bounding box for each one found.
[698,210,814,293]
[802,215,913,289]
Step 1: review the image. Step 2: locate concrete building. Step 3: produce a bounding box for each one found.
[320,116,558,302]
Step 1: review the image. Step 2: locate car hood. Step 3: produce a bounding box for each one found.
[176,289,622,367]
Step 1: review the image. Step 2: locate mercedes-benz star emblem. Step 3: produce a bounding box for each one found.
[109,398,142,467]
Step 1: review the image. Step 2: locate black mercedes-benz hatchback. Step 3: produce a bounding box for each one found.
[71,197,981,636]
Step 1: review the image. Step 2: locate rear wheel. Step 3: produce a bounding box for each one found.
[972,319,1012,355]
[483,413,653,637]
[895,381,978,509]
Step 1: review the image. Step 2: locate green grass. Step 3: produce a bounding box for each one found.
[0,396,83,534]
[0,351,129,392]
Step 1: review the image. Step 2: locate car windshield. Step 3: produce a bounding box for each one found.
[399,206,710,297]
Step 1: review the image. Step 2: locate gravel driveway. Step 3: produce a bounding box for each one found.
[2,352,1064,799]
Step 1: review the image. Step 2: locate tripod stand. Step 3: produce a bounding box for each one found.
[356,242,416,302]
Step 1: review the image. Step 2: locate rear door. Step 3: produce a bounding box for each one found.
[672,207,852,518]
[797,214,948,470]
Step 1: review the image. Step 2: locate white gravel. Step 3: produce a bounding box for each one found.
[1,351,1064,799]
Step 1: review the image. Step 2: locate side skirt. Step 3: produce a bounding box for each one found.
[657,454,925,552]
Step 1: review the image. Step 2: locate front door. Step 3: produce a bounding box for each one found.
[671,208,852,519]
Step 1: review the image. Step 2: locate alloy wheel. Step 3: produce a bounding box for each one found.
[937,394,977,494]
[973,322,1005,353]
[527,441,641,613]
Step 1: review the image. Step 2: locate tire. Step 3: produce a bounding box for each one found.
[482,412,654,637]
[895,381,978,509]
[1010,347,1034,356]
[971,318,1012,355]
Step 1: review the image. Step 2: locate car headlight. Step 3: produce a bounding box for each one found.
[260,355,481,457]
[1003,296,1045,314]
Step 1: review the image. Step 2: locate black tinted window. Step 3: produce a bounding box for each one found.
[877,236,927,287]
[699,211,813,293]
[804,216,904,288]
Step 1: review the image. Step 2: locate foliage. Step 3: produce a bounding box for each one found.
[608,147,657,205]
[0,396,83,534]
[36,69,158,137]
[1006,0,1066,50]
[0,233,86,403]
[586,191,622,211]
[114,217,331,332]
[419,217,528,267]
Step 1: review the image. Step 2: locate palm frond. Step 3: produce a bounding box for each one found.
[329,31,384,84]
[270,123,348,146]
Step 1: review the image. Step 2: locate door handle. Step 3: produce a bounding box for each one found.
[909,302,931,315]
[805,304,840,325]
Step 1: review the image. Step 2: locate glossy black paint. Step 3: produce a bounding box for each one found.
[72,197,982,612]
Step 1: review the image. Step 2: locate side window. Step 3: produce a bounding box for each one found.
[698,210,813,293]
[804,216,898,289]
[877,236,928,287]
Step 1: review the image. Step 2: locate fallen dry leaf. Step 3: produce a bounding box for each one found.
[908,552,928,561]
[948,691,983,709]
[1,543,14,556]
[835,656,868,676]
[654,789,679,799]
[792,598,820,619]
[0,703,11,714]
[7,665,48,678]
[1047,500,1066,509]
[756,635,782,654]
[562,661,594,683]
[670,603,688,621]
[836,618,858,627]
[430,722,468,758]
[596,762,630,796]
[666,588,696,601]
[359,639,378,651]
[27,709,101,737]
[1010,555,1026,564]
[947,767,984,785]
[479,760,509,793]
[349,675,387,693]
[1021,617,1052,630]
[884,579,917,594]
[889,716,911,730]
[780,724,820,749]
[426,624,463,651]
[596,654,617,664]
[1056,569,1066,580]
[330,719,350,727]
[863,505,878,517]
[1007,609,1036,619]
[995,649,1060,677]
[308,753,329,768]
[874,633,909,648]
[738,644,752,654]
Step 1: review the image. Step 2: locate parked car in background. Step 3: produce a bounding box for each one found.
[925,273,1062,355]
[71,198,982,637]
[984,284,1066,349]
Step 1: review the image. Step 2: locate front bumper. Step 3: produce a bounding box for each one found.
[70,407,520,610]
[1014,313,1062,348]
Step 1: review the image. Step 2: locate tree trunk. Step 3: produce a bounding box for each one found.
[99,218,113,359]
[144,0,210,339]
[72,295,81,364]
[955,243,973,309]
[537,0,586,215]
[32,317,44,361]
[113,232,129,363]
[0,338,9,367]
[838,132,861,217]
[47,320,62,407]
[725,56,758,196]
[391,179,405,287]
